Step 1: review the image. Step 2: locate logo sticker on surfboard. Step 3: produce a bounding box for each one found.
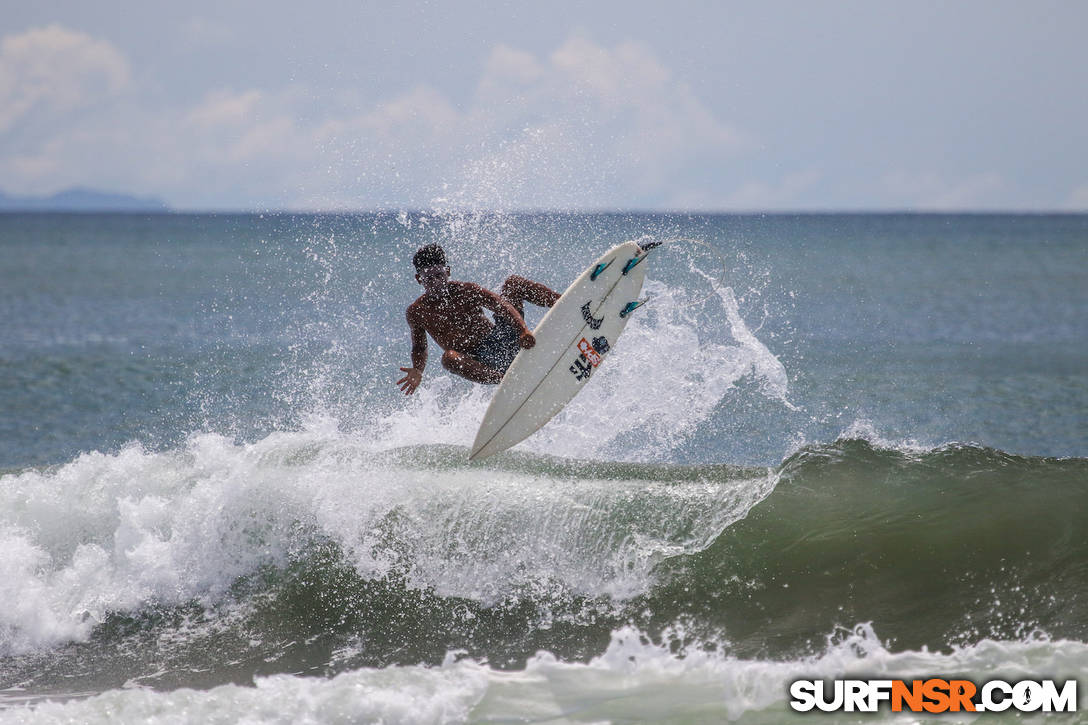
[569,336,609,381]
[580,302,603,330]
[578,337,602,366]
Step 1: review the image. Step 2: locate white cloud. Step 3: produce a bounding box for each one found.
[476,45,544,98]
[283,35,748,210]
[462,36,747,206]
[715,171,824,212]
[1064,184,1088,211]
[0,29,748,209]
[178,17,236,47]
[358,86,460,143]
[184,89,264,129]
[0,25,130,133]
[880,171,1005,210]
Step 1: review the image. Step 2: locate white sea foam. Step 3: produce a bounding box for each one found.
[6,625,1085,724]
[840,418,941,455]
[0,425,775,655]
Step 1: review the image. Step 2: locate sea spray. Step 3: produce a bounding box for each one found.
[0,427,777,656]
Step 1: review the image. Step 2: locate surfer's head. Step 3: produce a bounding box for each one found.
[413,243,450,295]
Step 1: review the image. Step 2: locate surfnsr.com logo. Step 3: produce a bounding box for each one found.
[789,678,1078,714]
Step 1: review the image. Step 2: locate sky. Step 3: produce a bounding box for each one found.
[2,1,1087,211]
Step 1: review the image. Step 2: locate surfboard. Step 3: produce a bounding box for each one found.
[469,240,651,460]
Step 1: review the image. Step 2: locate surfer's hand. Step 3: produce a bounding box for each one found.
[397,367,422,394]
[519,331,536,349]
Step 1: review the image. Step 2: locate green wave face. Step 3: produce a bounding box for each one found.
[652,440,1088,656]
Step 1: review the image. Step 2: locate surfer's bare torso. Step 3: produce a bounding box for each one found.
[397,246,561,394]
[406,281,517,354]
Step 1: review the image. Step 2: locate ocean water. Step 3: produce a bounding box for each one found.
[0,211,1085,723]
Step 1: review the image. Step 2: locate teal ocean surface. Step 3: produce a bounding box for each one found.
[1,212,1086,722]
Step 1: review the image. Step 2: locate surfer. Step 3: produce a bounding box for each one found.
[397,244,561,393]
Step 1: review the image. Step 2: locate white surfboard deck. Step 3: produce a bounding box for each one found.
[469,240,650,460]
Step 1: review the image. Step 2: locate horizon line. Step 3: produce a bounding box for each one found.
[3,207,1087,216]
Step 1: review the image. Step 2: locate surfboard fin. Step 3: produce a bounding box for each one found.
[619,299,647,318]
[622,255,647,275]
[590,259,613,281]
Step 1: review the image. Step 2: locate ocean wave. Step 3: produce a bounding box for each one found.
[5,625,1086,724]
[659,437,1088,655]
[0,427,773,656]
[2,422,1084,669]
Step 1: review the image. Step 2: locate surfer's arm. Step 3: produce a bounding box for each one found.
[398,310,428,395]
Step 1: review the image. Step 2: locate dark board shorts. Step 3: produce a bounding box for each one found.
[466,320,521,374]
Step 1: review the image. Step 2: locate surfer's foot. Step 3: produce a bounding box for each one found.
[501,275,561,319]
[442,350,503,385]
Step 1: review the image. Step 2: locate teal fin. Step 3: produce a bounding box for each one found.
[622,255,646,275]
[590,259,614,281]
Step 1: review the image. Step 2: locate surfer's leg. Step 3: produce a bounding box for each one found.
[500,275,561,319]
[442,350,504,385]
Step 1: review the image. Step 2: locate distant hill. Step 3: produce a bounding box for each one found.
[0,187,170,212]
